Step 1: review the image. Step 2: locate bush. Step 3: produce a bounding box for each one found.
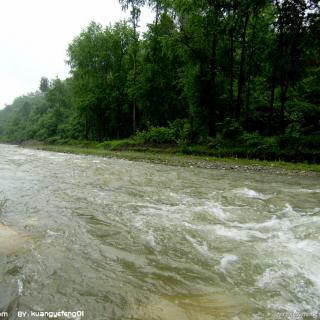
[286,100,320,130]
[220,118,243,139]
[300,134,320,149]
[255,137,280,160]
[240,132,264,148]
[134,126,176,144]
[279,123,302,148]
[98,139,137,150]
[206,136,223,149]
[169,119,192,146]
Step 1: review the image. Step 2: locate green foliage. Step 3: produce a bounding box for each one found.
[0,0,319,164]
[254,137,280,160]
[286,99,320,132]
[240,132,265,148]
[98,139,137,150]
[169,119,192,146]
[0,78,77,143]
[219,118,243,140]
[39,77,50,94]
[67,21,134,140]
[278,122,303,149]
[134,126,176,144]
[300,134,320,150]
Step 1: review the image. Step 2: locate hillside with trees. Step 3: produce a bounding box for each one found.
[0,0,319,162]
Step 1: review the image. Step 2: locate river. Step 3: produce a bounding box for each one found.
[0,144,319,319]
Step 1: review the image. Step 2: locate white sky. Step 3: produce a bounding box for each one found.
[0,0,153,109]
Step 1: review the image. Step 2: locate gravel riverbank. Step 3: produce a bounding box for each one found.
[21,143,320,177]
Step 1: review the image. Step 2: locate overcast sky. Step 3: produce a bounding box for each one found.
[0,0,153,109]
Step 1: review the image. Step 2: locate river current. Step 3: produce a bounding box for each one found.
[0,144,319,319]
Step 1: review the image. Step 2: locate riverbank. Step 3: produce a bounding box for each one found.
[22,142,320,176]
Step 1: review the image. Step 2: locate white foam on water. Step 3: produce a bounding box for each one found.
[47,230,62,237]
[234,187,271,200]
[283,203,296,215]
[133,217,144,229]
[290,188,320,193]
[219,254,239,272]
[208,203,230,220]
[185,235,211,256]
[303,267,320,293]
[192,201,230,220]
[145,231,156,249]
[212,225,250,240]
[229,216,279,230]
[182,221,196,229]
[255,216,320,311]
[17,279,23,296]
[256,268,296,289]
[212,225,267,241]
[286,240,320,292]
[287,239,320,254]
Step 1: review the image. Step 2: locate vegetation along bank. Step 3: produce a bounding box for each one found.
[0,0,319,165]
[22,141,320,176]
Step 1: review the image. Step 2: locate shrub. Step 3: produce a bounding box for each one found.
[300,134,320,149]
[148,127,176,143]
[134,126,176,144]
[169,119,192,146]
[206,136,223,149]
[240,132,264,148]
[255,137,280,160]
[98,139,136,150]
[133,131,148,144]
[279,123,302,148]
[220,118,243,139]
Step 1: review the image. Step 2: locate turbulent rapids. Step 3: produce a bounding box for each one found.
[0,144,319,319]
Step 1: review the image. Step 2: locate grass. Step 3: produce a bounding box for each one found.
[23,141,320,174]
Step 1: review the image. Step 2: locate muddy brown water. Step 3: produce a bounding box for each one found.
[0,144,319,319]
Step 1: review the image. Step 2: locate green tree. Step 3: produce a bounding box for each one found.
[68,21,133,140]
[119,0,146,133]
[39,77,50,94]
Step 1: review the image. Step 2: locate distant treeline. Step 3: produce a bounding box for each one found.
[0,0,319,161]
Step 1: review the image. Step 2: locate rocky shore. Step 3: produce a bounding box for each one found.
[21,143,320,177]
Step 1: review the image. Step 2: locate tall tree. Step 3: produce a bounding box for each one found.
[68,21,133,140]
[119,0,146,133]
[269,0,313,131]
[39,77,50,94]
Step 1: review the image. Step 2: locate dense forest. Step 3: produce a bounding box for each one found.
[0,0,319,162]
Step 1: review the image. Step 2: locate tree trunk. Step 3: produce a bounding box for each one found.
[229,27,235,118]
[245,74,251,130]
[280,77,289,131]
[244,13,257,131]
[208,34,218,137]
[131,4,139,134]
[268,65,276,135]
[85,114,89,140]
[235,12,249,120]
